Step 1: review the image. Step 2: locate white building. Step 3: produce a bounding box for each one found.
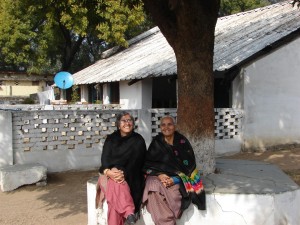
[73,1,300,151]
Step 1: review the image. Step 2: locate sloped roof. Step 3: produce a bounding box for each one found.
[73,1,300,84]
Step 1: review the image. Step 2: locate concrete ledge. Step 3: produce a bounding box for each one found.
[87,159,300,225]
[0,163,47,192]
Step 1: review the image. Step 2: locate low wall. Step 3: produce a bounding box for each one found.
[0,103,121,111]
[0,107,243,171]
[11,110,138,172]
[0,111,13,166]
[87,159,300,225]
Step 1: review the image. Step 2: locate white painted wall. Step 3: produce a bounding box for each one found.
[232,71,244,109]
[235,37,300,150]
[119,79,152,109]
[0,111,13,166]
[0,108,242,172]
[0,80,46,97]
[215,138,241,156]
[87,175,300,225]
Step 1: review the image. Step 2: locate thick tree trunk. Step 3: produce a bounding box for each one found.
[143,0,219,173]
[176,45,215,174]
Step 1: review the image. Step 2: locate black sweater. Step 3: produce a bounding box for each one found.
[99,130,146,212]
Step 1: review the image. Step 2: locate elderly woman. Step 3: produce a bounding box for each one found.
[97,112,146,225]
[142,115,206,225]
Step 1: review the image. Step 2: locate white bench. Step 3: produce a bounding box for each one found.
[87,159,300,225]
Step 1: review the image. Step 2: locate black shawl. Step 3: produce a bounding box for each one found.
[144,131,206,210]
[99,130,146,213]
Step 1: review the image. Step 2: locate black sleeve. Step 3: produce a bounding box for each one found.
[98,135,112,174]
[143,139,163,176]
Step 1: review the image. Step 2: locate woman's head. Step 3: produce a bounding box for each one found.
[116,111,135,136]
[160,115,176,138]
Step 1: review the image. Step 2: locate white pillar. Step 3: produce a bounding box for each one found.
[80,85,89,103]
[103,84,110,104]
[0,111,13,166]
[119,79,152,109]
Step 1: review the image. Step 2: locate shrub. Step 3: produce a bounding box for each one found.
[22,98,35,104]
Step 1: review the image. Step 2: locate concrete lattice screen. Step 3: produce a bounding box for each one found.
[12,108,242,153]
[150,108,243,139]
[0,106,243,172]
[12,110,122,153]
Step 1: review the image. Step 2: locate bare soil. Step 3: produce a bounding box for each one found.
[0,148,299,225]
[0,170,98,225]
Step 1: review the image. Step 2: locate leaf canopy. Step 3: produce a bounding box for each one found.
[0,0,146,74]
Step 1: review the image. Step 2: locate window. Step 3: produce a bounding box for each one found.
[110,82,119,104]
[214,78,230,108]
[152,76,177,108]
[88,83,103,103]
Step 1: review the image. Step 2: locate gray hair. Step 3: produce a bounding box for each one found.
[116,111,135,129]
[160,115,176,125]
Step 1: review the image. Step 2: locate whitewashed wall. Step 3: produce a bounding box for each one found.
[0,80,46,97]
[233,37,300,151]
[0,111,13,167]
[11,110,132,172]
[120,79,152,109]
[0,108,243,172]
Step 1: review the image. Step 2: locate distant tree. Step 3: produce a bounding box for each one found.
[0,0,147,74]
[219,0,270,16]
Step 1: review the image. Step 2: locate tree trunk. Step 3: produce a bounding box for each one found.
[143,0,219,174]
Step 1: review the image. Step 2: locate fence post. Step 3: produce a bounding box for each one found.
[0,110,13,166]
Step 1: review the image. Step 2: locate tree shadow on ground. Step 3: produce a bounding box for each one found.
[1,170,98,221]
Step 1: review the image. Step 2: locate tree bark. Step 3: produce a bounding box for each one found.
[143,0,219,173]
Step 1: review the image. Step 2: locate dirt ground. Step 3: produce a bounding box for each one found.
[0,170,99,225]
[0,148,299,225]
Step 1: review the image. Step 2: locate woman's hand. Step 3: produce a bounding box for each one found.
[106,167,125,183]
[158,174,174,188]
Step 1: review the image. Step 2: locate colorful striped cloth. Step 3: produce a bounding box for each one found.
[178,169,204,194]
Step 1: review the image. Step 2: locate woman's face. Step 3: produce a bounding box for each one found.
[160,117,175,138]
[119,114,134,136]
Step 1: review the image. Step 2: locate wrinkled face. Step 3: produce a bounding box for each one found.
[119,114,134,136]
[160,117,175,138]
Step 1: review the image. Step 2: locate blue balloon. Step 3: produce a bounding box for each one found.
[54,71,74,89]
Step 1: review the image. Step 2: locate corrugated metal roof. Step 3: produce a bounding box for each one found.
[73,1,300,85]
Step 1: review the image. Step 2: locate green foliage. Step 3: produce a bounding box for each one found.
[70,85,80,103]
[0,0,146,74]
[219,0,270,16]
[22,97,35,104]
